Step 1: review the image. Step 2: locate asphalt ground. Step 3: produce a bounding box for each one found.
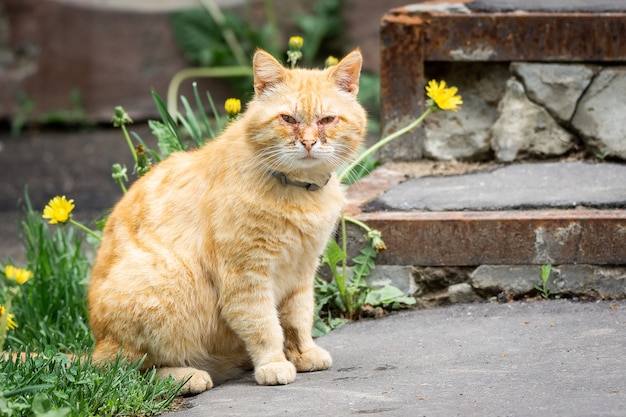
[169,299,626,417]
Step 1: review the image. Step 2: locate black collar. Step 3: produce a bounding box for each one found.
[270,171,330,191]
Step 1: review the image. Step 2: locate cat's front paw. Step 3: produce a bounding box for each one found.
[255,361,297,385]
[184,370,214,394]
[157,367,213,395]
[288,345,332,372]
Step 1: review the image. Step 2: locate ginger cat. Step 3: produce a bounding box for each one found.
[88,49,367,394]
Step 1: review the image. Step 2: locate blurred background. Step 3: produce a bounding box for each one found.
[0,0,410,260]
[0,0,414,125]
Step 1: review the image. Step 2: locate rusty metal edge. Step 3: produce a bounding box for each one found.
[354,209,626,266]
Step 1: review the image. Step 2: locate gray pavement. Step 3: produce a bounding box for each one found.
[468,0,626,13]
[170,300,626,417]
[366,161,626,212]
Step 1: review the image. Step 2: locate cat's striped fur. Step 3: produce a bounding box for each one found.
[87,49,366,394]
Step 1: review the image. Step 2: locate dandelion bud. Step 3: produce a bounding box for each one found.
[135,145,152,176]
[112,163,128,182]
[325,56,339,68]
[112,106,133,127]
[288,36,304,51]
[367,229,387,252]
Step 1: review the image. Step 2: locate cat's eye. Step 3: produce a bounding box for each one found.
[318,116,336,125]
[281,115,298,124]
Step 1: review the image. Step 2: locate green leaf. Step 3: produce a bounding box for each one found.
[35,408,71,417]
[170,10,222,67]
[205,91,224,137]
[179,95,203,144]
[148,120,184,158]
[151,89,184,150]
[323,240,346,267]
[193,83,214,144]
[366,285,416,308]
[541,264,552,283]
[352,245,377,279]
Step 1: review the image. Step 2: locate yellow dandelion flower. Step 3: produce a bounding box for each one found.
[325,56,339,68]
[288,36,304,51]
[425,80,463,112]
[0,305,18,331]
[4,265,33,285]
[42,195,75,224]
[224,98,241,117]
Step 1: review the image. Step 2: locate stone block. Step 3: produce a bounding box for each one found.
[364,265,416,295]
[470,265,541,296]
[471,264,626,299]
[572,67,626,159]
[413,266,472,297]
[423,62,506,161]
[489,78,576,161]
[423,91,495,160]
[511,62,597,122]
[551,265,626,299]
[447,283,483,304]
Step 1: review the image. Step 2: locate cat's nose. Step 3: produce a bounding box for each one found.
[301,139,317,152]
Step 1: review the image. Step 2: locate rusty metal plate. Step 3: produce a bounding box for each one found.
[354,210,626,266]
[423,14,626,62]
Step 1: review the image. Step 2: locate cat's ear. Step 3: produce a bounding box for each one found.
[253,49,288,96]
[328,48,362,96]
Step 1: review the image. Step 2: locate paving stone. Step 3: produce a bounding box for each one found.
[366,161,626,212]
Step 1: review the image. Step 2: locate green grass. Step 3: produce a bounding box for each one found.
[535,264,552,299]
[6,200,91,351]
[1,199,183,416]
[1,351,182,417]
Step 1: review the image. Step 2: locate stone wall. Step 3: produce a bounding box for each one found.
[422,62,626,162]
[366,264,626,308]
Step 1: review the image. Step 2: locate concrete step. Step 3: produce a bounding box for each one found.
[344,162,626,304]
[346,161,626,266]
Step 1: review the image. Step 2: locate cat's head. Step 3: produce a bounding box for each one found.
[244,49,367,179]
